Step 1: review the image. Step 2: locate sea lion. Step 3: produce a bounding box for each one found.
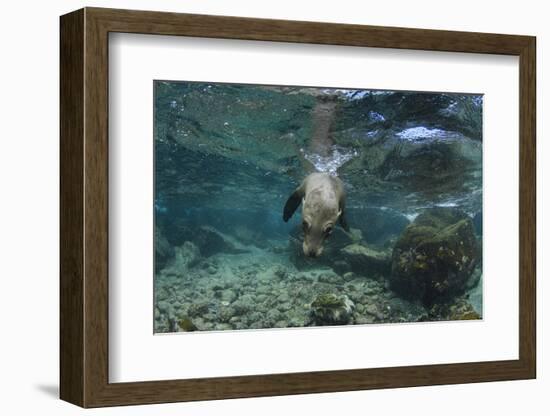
[283,172,349,258]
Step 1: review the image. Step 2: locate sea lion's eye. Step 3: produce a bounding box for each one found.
[302,221,310,231]
[325,225,333,235]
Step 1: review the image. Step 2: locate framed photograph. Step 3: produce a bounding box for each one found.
[60,7,536,407]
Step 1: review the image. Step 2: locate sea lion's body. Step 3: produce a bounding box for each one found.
[283,172,349,257]
[283,97,350,258]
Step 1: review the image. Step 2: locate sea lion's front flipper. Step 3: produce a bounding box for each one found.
[283,187,304,222]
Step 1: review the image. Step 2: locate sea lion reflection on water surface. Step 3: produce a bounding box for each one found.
[283,172,349,258]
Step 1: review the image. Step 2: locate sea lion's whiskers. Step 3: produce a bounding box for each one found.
[287,235,303,244]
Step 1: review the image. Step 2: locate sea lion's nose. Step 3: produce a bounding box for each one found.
[307,249,318,258]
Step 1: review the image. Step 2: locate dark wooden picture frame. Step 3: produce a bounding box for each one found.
[60,7,536,408]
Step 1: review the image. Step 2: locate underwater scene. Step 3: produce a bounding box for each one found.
[154,81,483,333]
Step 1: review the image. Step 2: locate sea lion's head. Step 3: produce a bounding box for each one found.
[283,173,349,258]
[301,193,341,258]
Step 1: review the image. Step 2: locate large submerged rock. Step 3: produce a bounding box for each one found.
[390,207,479,306]
[154,226,174,272]
[195,225,248,257]
[340,243,392,276]
[162,241,201,277]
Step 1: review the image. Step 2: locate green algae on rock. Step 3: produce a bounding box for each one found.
[178,317,198,332]
[310,293,355,326]
[390,207,479,306]
[428,296,482,321]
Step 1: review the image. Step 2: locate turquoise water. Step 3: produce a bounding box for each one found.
[154,81,483,333]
